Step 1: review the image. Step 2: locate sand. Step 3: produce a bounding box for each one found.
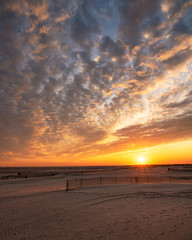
[0,166,192,240]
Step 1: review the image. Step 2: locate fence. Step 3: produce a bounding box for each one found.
[65,176,192,191]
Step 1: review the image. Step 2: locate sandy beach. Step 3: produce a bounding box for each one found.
[0,166,192,240]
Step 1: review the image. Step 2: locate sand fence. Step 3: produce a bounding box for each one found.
[65,176,192,191]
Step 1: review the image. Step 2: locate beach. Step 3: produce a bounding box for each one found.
[0,166,192,240]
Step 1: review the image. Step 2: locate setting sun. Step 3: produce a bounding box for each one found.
[137,156,146,165]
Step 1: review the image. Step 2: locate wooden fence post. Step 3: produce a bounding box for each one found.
[66,180,69,191]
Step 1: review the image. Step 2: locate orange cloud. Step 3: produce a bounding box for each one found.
[56,13,70,22]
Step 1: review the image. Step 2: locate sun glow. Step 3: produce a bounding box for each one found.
[137,156,146,165]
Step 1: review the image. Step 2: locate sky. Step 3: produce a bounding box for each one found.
[0,0,192,166]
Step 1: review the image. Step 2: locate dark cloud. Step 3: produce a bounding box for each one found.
[118,0,161,45]
[70,1,100,46]
[73,125,108,144]
[100,36,125,58]
[171,8,192,43]
[114,111,192,148]
[173,18,192,34]
[162,49,192,69]
[165,96,192,109]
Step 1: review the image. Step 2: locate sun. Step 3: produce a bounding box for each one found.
[137,156,146,165]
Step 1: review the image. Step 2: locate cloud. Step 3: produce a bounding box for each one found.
[70,1,100,46]
[162,49,192,70]
[0,0,191,164]
[164,91,192,109]
[114,111,192,149]
[72,125,108,144]
[118,0,161,45]
[100,36,126,60]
